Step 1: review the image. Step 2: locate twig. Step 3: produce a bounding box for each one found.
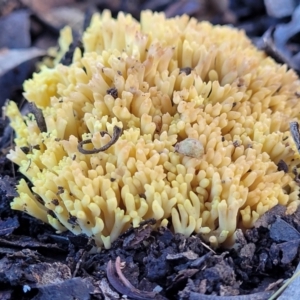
[73,250,88,277]
[290,121,300,153]
[78,126,122,154]
[28,103,47,133]
[268,269,300,300]
[106,256,159,300]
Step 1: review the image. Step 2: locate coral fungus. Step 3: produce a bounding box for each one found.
[6,10,300,248]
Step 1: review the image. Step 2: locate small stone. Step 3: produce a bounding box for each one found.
[174,138,204,158]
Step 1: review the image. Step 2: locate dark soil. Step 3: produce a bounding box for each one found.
[1,1,300,299]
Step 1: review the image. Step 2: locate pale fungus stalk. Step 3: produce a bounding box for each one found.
[6,10,300,249]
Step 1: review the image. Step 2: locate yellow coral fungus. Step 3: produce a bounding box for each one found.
[6,10,300,248]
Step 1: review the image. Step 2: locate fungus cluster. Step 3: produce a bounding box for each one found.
[6,10,300,248]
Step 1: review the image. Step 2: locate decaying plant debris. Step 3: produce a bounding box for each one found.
[0,196,300,299]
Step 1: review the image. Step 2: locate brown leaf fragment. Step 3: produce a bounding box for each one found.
[0,10,30,48]
[123,222,153,249]
[121,218,156,237]
[0,249,89,298]
[21,0,76,13]
[0,176,18,198]
[106,256,157,300]
[168,269,199,290]
[33,277,95,300]
[26,261,71,286]
[260,6,300,73]
[190,252,213,268]
[264,0,296,18]
[278,240,300,265]
[269,217,300,242]
[0,48,46,106]
[41,7,84,32]
[254,205,286,228]
[164,0,202,18]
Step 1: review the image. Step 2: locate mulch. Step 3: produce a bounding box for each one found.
[1,1,300,299]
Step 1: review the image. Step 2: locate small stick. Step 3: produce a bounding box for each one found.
[290,121,300,153]
[73,250,87,277]
[28,103,47,133]
[106,257,157,300]
[78,126,122,154]
[25,158,31,172]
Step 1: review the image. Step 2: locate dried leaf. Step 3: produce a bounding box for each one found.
[33,277,95,300]
[21,0,75,13]
[0,10,30,48]
[260,6,300,72]
[269,217,300,242]
[264,0,298,18]
[278,240,300,264]
[0,48,46,106]
[0,176,18,198]
[39,7,84,32]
